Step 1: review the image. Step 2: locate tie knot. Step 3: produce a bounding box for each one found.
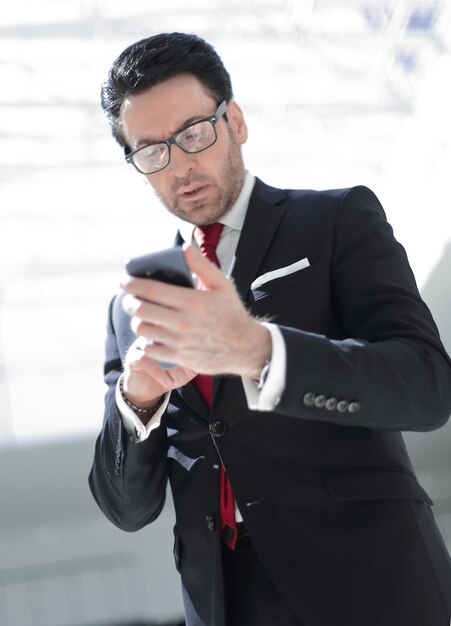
[194,223,224,261]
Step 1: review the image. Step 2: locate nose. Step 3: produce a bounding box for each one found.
[168,144,196,178]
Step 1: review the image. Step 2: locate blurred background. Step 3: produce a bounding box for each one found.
[0,0,450,624]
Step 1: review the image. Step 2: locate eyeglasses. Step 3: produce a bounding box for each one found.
[125,100,227,175]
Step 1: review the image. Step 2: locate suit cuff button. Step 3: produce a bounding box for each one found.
[348,401,361,413]
[314,394,326,409]
[325,397,337,411]
[303,392,316,407]
[337,400,349,413]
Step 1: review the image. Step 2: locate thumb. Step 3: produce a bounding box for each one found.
[183,244,226,289]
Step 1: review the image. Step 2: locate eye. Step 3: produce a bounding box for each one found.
[132,143,168,172]
[179,122,209,148]
[142,143,166,159]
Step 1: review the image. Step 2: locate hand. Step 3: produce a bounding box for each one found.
[121,245,272,379]
[122,335,197,411]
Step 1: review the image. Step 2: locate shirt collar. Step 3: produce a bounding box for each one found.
[176,171,256,243]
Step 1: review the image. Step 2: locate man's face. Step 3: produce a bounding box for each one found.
[119,73,248,225]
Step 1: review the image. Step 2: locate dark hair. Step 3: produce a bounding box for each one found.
[101,32,233,148]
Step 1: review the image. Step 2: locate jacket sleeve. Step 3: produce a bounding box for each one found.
[88,297,168,531]
[277,185,451,431]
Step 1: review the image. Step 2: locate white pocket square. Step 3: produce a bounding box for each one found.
[251,257,310,290]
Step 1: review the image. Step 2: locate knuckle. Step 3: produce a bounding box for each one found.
[176,317,194,333]
[135,320,149,338]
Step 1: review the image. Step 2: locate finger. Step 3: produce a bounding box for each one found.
[128,335,149,351]
[120,276,195,310]
[183,244,227,290]
[123,294,184,329]
[142,340,182,369]
[129,314,198,366]
[128,341,196,384]
[122,294,142,316]
[124,343,148,371]
[131,319,181,347]
[125,345,173,380]
[157,365,198,387]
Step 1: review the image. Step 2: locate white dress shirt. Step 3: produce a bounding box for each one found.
[116,171,286,442]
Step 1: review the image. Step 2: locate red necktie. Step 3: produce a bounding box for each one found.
[193,223,238,550]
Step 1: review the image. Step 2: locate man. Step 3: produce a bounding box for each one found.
[89,32,451,626]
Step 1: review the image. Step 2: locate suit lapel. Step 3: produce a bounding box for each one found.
[230,178,286,302]
[177,382,210,419]
[211,178,287,404]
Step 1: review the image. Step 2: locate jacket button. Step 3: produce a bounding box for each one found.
[303,392,316,407]
[206,515,216,531]
[210,421,227,437]
[325,397,337,411]
[337,400,349,413]
[348,401,361,413]
[314,394,326,409]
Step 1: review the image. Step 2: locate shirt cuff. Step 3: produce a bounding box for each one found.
[241,322,286,411]
[115,375,170,442]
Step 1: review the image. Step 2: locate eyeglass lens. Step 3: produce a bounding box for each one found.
[132,119,217,174]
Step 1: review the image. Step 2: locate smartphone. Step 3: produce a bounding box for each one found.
[125,247,194,369]
[125,247,194,287]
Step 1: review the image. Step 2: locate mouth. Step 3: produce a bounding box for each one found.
[178,184,209,200]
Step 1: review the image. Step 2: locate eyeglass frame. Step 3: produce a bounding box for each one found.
[124,100,228,175]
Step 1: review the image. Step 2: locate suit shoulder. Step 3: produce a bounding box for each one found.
[254,177,380,209]
[282,184,379,205]
[277,184,385,223]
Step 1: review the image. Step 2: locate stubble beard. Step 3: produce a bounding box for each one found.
[155,136,246,226]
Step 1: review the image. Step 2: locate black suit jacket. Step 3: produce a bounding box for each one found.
[90,180,451,626]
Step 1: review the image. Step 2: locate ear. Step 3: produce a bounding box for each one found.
[226,100,248,145]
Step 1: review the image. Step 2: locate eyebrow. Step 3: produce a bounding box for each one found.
[135,112,211,148]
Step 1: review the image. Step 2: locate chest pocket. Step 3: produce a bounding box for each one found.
[250,261,324,302]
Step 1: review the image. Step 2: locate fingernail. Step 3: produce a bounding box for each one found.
[122,295,140,316]
[120,275,132,289]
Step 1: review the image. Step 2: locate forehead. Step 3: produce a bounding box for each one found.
[119,74,216,146]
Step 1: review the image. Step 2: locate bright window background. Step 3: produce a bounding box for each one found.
[1,0,450,447]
